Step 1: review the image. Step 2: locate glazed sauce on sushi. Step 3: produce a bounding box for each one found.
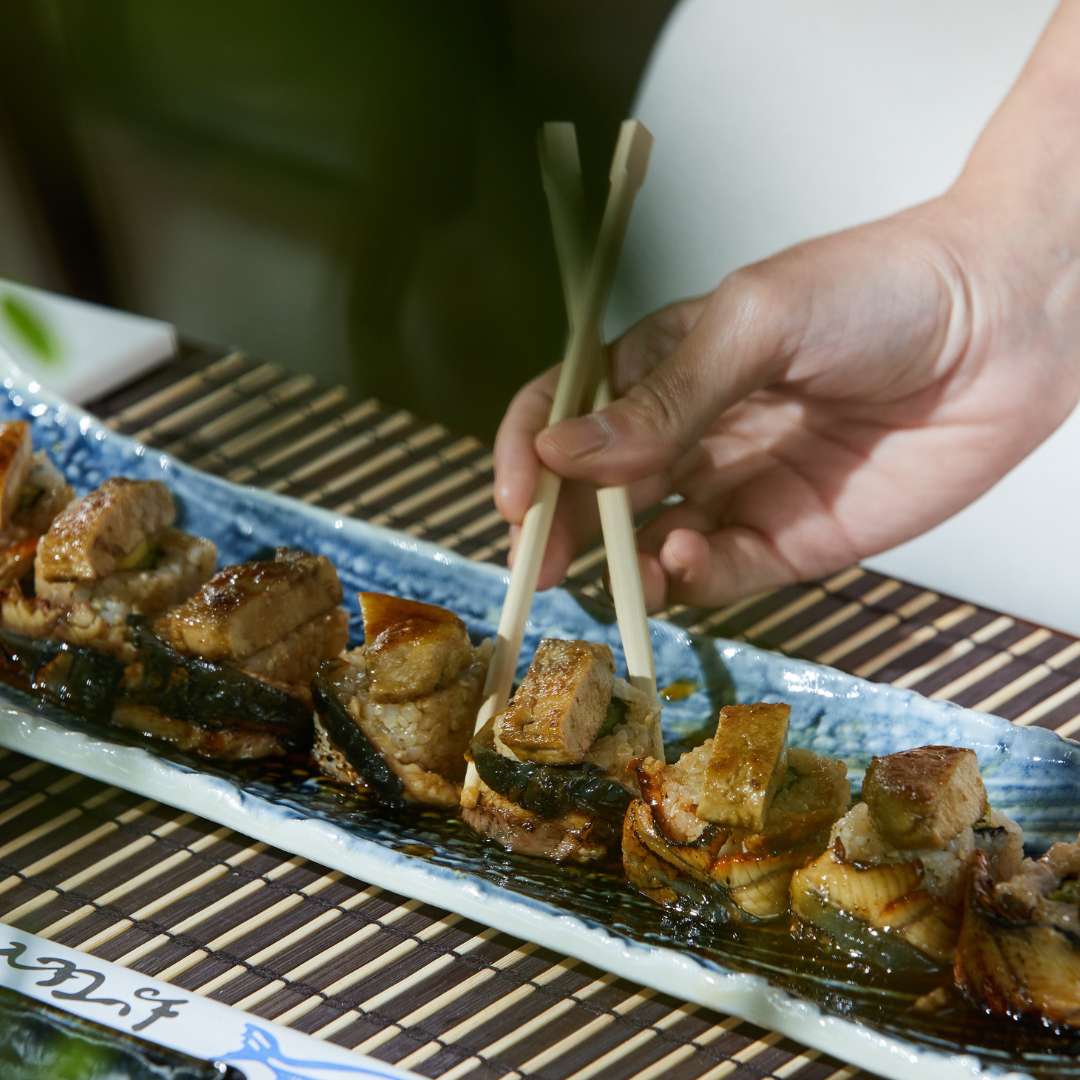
[659,679,697,701]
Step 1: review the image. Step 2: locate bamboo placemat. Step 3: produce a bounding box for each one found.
[2,340,1078,1080]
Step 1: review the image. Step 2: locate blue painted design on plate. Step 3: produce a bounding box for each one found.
[218,1024,401,1079]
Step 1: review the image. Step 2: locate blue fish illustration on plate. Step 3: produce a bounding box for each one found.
[217,1024,404,1080]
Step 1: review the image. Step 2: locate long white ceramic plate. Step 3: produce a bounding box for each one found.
[0,369,1075,1080]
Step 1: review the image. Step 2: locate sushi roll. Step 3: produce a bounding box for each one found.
[0,421,73,588]
[151,547,347,685]
[0,476,215,695]
[954,835,1080,1028]
[790,745,1022,964]
[623,703,849,920]
[463,639,662,863]
[313,593,490,808]
[114,549,349,759]
[0,474,220,723]
[32,477,216,629]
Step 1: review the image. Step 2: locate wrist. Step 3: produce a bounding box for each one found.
[930,181,1080,431]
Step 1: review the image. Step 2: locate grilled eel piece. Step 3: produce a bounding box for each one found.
[790,746,1022,965]
[623,706,849,920]
[0,614,319,762]
[463,640,663,863]
[33,478,216,624]
[114,619,315,760]
[312,593,490,807]
[0,422,73,588]
[955,837,1080,1028]
[112,550,348,760]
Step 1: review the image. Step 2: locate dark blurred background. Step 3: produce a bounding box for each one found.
[0,0,674,439]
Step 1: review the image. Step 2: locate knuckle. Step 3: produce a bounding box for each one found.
[717,263,810,373]
[718,265,783,332]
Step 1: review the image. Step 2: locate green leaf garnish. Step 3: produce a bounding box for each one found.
[2,294,61,363]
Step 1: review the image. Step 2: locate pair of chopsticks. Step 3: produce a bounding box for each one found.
[463,119,655,803]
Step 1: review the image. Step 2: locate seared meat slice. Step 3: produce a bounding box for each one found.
[239,608,349,686]
[955,837,1080,1028]
[752,748,852,850]
[636,742,848,850]
[496,639,615,764]
[313,646,490,807]
[624,734,849,920]
[468,647,664,863]
[313,597,490,807]
[37,478,175,582]
[0,422,33,529]
[698,702,789,831]
[154,549,341,662]
[863,745,987,850]
[320,648,485,805]
[37,529,216,618]
[360,592,472,701]
[462,779,616,864]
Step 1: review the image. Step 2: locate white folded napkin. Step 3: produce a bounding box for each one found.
[0,279,175,404]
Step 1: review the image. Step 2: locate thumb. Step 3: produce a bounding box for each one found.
[535,270,795,486]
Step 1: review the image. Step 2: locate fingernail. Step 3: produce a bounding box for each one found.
[542,414,613,460]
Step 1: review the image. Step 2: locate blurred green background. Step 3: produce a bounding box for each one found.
[0,0,673,438]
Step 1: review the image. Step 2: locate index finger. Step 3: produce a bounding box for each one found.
[492,364,561,524]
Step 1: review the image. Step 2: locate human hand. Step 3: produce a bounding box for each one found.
[493,188,1080,610]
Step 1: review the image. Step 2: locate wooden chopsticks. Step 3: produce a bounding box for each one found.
[462,119,654,804]
[540,121,656,698]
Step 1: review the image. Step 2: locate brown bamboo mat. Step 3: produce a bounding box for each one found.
[1,340,1078,1080]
